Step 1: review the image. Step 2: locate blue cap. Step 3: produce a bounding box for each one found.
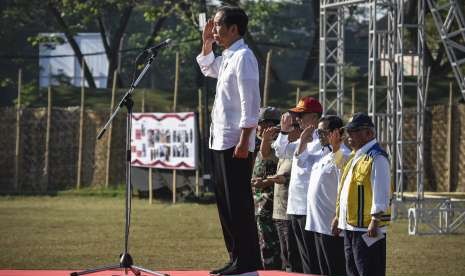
[345,113,374,130]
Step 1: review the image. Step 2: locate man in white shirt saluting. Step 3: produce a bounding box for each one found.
[297,115,350,276]
[196,5,261,276]
[272,96,327,275]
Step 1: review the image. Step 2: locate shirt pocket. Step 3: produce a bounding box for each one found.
[322,161,335,175]
[220,64,236,85]
[353,160,371,185]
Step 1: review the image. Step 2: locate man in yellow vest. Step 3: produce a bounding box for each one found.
[331,113,391,276]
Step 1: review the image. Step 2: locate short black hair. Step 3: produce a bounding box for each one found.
[217,6,248,36]
[319,115,344,131]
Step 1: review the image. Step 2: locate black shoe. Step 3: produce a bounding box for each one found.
[219,265,259,276]
[209,261,233,275]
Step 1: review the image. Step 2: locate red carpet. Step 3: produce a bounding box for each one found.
[0,270,312,276]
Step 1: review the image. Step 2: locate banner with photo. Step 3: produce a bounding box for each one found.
[131,112,197,170]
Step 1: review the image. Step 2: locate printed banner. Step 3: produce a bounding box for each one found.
[131,112,197,170]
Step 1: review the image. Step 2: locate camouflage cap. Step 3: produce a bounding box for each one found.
[259,106,281,123]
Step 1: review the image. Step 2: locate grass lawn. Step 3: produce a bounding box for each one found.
[1,196,465,276]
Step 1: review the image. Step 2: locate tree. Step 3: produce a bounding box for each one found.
[2,0,177,89]
[397,0,464,76]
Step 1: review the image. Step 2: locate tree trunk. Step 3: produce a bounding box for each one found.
[301,0,319,81]
[97,16,111,60]
[106,4,133,88]
[48,3,97,88]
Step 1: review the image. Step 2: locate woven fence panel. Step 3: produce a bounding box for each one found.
[48,107,80,190]
[425,105,449,192]
[18,108,47,192]
[0,107,127,193]
[455,105,465,192]
[0,107,17,191]
[2,104,465,193]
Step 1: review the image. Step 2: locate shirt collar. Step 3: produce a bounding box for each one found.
[312,129,319,141]
[354,138,377,158]
[222,38,244,58]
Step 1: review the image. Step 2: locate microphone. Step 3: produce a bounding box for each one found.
[145,39,172,53]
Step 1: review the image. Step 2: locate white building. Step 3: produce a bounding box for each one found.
[39,33,108,88]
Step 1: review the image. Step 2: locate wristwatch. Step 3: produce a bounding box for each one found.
[371,215,381,222]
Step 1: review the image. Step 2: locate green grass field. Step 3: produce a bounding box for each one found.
[1,196,464,276]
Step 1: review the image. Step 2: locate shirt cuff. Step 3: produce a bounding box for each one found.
[239,120,258,129]
[196,52,215,67]
[371,204,389,215]
[275,133,288,143]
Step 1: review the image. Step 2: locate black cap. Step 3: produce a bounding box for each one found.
[323,115,344,131]
[345,113,374,130]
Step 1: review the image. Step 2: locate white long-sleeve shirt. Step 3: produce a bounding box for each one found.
[272,131,328,215]
[196,39,260,152]
[338,139,391,232]
[305,144,351,235]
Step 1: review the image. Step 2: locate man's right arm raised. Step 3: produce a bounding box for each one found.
[272,133,297,159]
[196,18,221,78]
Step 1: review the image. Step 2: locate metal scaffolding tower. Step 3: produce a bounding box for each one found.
[406,0,465,235]
[319,5,345,116]
[319,0,465,234]
[368,0,397,175]
[426,0,465,98]
[319,0,397,153]
[394,0,426,202]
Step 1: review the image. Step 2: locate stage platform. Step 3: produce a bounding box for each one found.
[0,270,313,276]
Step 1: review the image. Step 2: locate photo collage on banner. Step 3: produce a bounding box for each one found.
[131,112,197,170]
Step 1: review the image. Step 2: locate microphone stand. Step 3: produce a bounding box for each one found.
[70,50,168,276]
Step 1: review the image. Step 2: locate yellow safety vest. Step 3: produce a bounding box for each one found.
[336,143,391,228]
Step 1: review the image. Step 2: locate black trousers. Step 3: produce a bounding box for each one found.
[343,230,386,276]
[211,147,262,270]
[274,219,303,273]
[314,232,346,276]
[290,215,320,275]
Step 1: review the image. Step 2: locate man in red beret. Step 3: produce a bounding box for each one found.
[272,96,328,275]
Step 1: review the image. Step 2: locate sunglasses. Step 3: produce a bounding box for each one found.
[317,128,331,137]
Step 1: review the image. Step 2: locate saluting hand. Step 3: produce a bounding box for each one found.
[300,125,315,144]
[262,127,278,142]
[202,19,215,55]
[280,112,293,132]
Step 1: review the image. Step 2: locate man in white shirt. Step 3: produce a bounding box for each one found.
[272,96,326,275]
[196,6,261,276]
[331,113,391,276]
[299,115,350,276]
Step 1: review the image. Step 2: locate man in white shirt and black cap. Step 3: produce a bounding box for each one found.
[196,5,261,276]
[331,113,391,276]
[297,115,350,275]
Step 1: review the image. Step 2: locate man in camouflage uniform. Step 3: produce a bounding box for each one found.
[251,107,282,270]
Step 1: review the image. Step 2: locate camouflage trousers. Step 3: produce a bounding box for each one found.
[256,213,283,270]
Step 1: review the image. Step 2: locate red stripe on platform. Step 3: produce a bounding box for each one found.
[0,270,309,276]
